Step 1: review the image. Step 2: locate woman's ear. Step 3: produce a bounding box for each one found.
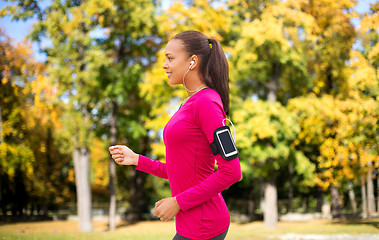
[189,55,199,70]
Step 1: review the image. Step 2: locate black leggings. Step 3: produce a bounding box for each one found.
[172,228,228,240]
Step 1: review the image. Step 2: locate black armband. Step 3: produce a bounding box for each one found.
[210,125,239,161]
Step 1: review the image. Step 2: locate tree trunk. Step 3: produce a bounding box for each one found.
[126,134,149,222]
[73,147,92,232]
[361,176,368,219]
[325,67,333,94]
[259,176,265,216]
[0,105,2,212]
[0,104,3,144]
[264,175,277,228]
[127,168,145,222]
[267,61,280,103]
[367,160,376,215]
[302,198,308,213]
[263,62,280,227]
[108,155,116,230]
[248,184,255,219]
[288,162,294,213]
[347,181,357,214]
[316,188,323,212]
[135,171,145,219]
[44,126,53,216]
[377,171,379,214]
[108,101,117,230]
[330,186,341,218]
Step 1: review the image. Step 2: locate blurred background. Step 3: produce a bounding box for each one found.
[0,0,378,233]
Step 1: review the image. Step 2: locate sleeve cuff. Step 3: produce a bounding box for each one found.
[175,193,188,212]
[135,154,143,170]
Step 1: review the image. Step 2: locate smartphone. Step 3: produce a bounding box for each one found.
[214,126,238,160]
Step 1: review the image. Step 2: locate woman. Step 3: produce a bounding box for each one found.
[109,30,241,240]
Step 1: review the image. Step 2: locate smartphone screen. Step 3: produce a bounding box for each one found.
[217,129,238,157]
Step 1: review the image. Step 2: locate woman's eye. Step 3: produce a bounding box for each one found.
[167,57,172,60]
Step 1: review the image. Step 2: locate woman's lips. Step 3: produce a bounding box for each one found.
[166,72,172,78]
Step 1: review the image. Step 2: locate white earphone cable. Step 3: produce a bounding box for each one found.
[222,118,236,141]
[183,63,206,93]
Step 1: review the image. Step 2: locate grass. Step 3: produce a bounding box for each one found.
[0,218,378,240]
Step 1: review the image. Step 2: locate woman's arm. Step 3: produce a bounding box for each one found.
[175,155,240,211]
[153,155,240,220]
[109,145,168,179]
[175,94,241,211]
[136,155,168,179]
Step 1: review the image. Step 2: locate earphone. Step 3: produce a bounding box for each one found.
[189,60,194,68]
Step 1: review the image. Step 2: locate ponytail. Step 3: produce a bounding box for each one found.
[172,31,230,115]
[204,38,229,115]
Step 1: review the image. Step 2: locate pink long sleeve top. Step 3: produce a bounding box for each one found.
[136,88,241,239]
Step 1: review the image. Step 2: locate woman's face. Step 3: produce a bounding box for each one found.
[162,39,192,85]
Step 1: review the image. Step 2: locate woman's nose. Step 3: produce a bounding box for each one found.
[162,60,168,69]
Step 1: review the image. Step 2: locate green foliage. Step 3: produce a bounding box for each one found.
[292,150,316,189]
[0,143,34,180]
[234,99,300,179]
[230,0,314,102]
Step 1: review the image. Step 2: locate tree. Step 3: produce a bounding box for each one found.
[288,95,342,217]
[230,0,317,227]
[300,0,357,96]
[22,0,108,231]
[0,30,36,216]
[357,2,379,216]
[233,99,306,227]
[288,89,378,218]
[230,0,315,103]
[2,0,98,228]
[93,0,160,226]
[0,29,70,217]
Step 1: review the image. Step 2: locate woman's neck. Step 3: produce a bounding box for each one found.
[185,72,207,97]
[187,85,207,97]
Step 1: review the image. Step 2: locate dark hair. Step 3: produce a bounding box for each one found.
[172,30,230,115]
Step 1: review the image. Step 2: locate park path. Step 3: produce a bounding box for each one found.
[278,233,379,240]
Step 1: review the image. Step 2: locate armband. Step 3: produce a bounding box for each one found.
[210,125,239,161]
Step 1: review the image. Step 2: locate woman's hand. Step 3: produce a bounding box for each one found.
[109,145,139,166]
[153,197,180,222]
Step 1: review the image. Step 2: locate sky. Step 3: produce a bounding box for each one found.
[0,0,376,62]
